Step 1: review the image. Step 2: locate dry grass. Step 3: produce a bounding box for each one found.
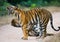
[42,6,60,12]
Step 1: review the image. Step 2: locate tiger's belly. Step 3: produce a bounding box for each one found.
[27,22,40,36]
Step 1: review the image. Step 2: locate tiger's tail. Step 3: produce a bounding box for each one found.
[50,14,60,31]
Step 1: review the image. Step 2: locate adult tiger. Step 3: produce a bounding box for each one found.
[7,6,60,40]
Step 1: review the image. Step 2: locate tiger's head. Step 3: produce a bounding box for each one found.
[7,6,18,15]
[7,6,21,23]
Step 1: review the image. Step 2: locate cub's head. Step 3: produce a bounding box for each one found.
[11,19,21,27]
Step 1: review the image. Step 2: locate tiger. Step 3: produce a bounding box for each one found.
[7,6,60,40]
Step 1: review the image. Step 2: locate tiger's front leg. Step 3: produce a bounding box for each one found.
[22,25,28,40]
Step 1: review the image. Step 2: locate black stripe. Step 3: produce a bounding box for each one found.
[18,14,20,21]
[28,10,35,24]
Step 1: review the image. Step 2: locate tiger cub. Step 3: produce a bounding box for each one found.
[7,6,60,40]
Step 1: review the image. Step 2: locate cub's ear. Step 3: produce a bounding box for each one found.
[7,6,9,9]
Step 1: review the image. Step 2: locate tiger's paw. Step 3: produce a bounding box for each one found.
[36,36,41,39]
[36,36,44,39]
[21,37,28,40]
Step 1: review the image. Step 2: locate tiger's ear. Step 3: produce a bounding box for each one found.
[14,5,19,10]
[14,6,18,10]
[7,6,9,9]
[14,7,17,10]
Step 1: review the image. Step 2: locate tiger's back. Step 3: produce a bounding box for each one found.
[25,8,51,27]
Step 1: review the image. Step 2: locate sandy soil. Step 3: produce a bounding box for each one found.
[0,12,60,42]
[0,15,15,27]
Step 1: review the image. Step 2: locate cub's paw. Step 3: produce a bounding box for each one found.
[21,37,28,40]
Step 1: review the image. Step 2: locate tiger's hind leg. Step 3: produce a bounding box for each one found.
[36,24,47,39]
[42,26,47,38]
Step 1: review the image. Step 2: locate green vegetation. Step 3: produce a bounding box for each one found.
[0,0,60,16]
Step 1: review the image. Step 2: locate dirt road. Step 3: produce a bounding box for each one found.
[0,12,60,42]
